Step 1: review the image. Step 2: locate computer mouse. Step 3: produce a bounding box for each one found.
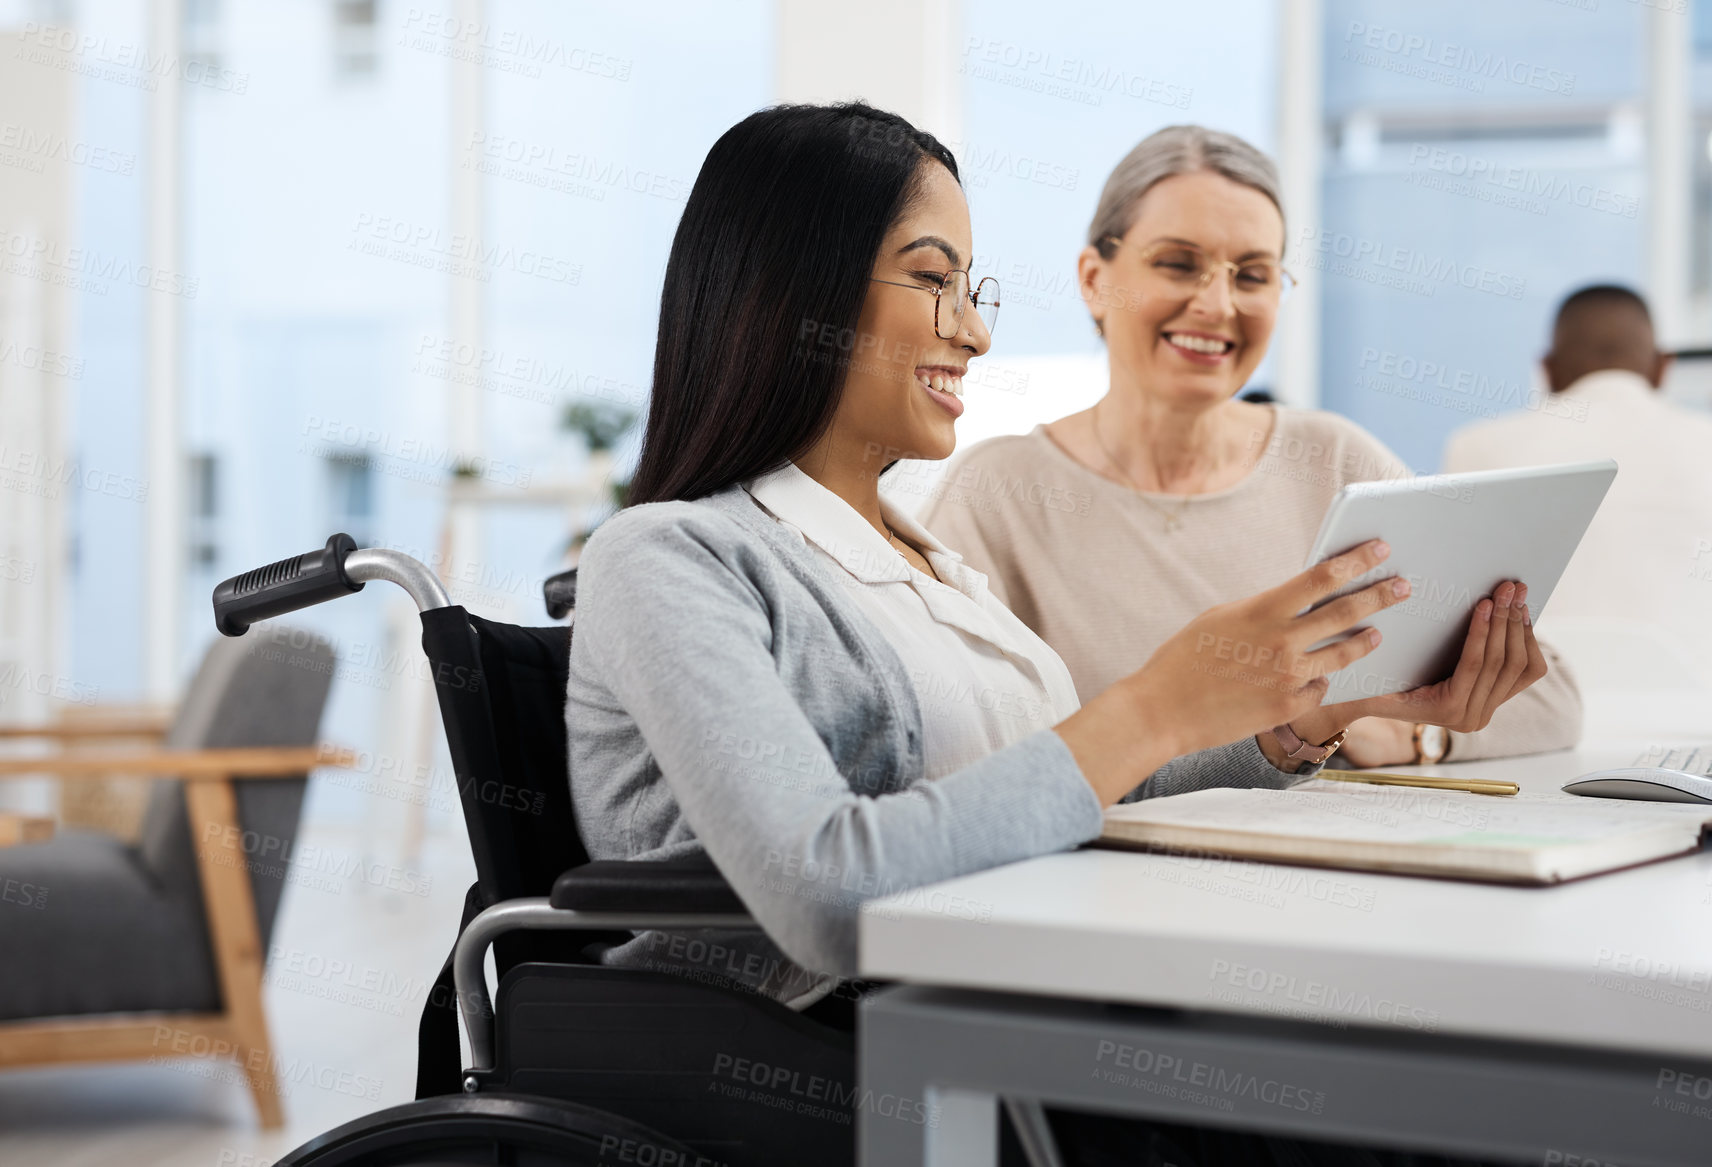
[1562,768,1712,805]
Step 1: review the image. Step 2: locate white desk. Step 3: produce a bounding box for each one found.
[857,733,1712,1167]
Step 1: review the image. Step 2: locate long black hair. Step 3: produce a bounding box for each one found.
[625,103,959,506]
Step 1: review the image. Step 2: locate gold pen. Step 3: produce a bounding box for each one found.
[1316,771,1520,797]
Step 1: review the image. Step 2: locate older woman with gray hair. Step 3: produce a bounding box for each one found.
[922,125,1579,768]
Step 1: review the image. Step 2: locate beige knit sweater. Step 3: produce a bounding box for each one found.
[914,408,1581,762]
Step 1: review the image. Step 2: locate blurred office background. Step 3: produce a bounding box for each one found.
[0,0,1709,1157]
[4,0,1711,796]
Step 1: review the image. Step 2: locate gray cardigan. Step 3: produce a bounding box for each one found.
[566,483,1313,1006]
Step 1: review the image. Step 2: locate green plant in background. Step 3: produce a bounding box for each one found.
[558,399,638,541]
[560,400,638,453]
[556,459,633,561]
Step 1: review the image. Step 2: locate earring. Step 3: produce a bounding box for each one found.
[1093,318,1105,338]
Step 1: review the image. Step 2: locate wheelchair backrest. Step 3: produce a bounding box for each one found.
[420,609,588,905]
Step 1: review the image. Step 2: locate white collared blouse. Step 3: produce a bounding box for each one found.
[744,461,1082,780]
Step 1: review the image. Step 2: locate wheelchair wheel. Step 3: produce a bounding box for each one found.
[273,1093,708,1166]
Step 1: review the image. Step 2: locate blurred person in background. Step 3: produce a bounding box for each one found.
[1443,285,1712,687]
[921,125,1581,769]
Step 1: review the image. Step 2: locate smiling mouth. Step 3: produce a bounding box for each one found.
[915,368,965,398]
[1163,332,1236,357]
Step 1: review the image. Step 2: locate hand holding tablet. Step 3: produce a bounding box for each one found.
[1301,460,1617,707]
[1097,465,1611,793]
[1340,576,1546,736]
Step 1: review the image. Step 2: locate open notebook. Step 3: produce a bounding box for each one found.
[1098,779,1712,885]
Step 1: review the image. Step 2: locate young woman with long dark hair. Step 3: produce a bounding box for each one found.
[566,102,1537,1167]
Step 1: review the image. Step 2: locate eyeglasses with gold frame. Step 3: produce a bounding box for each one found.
[1100,237,1295,312]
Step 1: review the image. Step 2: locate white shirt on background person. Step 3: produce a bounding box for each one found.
[1442,368,1712,690]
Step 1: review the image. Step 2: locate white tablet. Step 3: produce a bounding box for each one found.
[1304,459,1617,705]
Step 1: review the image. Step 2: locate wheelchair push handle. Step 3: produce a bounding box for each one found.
[214,536,455,635]
[213,534,365,636]
[542,568,577,620]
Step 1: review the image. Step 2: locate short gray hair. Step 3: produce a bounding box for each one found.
[1088,125,1285,259]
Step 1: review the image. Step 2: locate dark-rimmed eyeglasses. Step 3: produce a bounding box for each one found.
[870,269,1001,340]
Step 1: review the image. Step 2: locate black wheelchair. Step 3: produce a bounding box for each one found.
[211,535,863,1166]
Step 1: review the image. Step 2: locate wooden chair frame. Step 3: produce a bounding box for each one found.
[0,708,173,743]
[0,743,354,1129]
[0,708,173,841]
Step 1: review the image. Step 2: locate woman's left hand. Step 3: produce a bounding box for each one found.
[1279,580,1547,767]
[1354,580,1546,733]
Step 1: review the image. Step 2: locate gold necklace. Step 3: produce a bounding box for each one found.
[1091,405,1193,533]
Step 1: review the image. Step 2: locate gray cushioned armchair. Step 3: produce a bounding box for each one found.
[0,630,346,1128]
